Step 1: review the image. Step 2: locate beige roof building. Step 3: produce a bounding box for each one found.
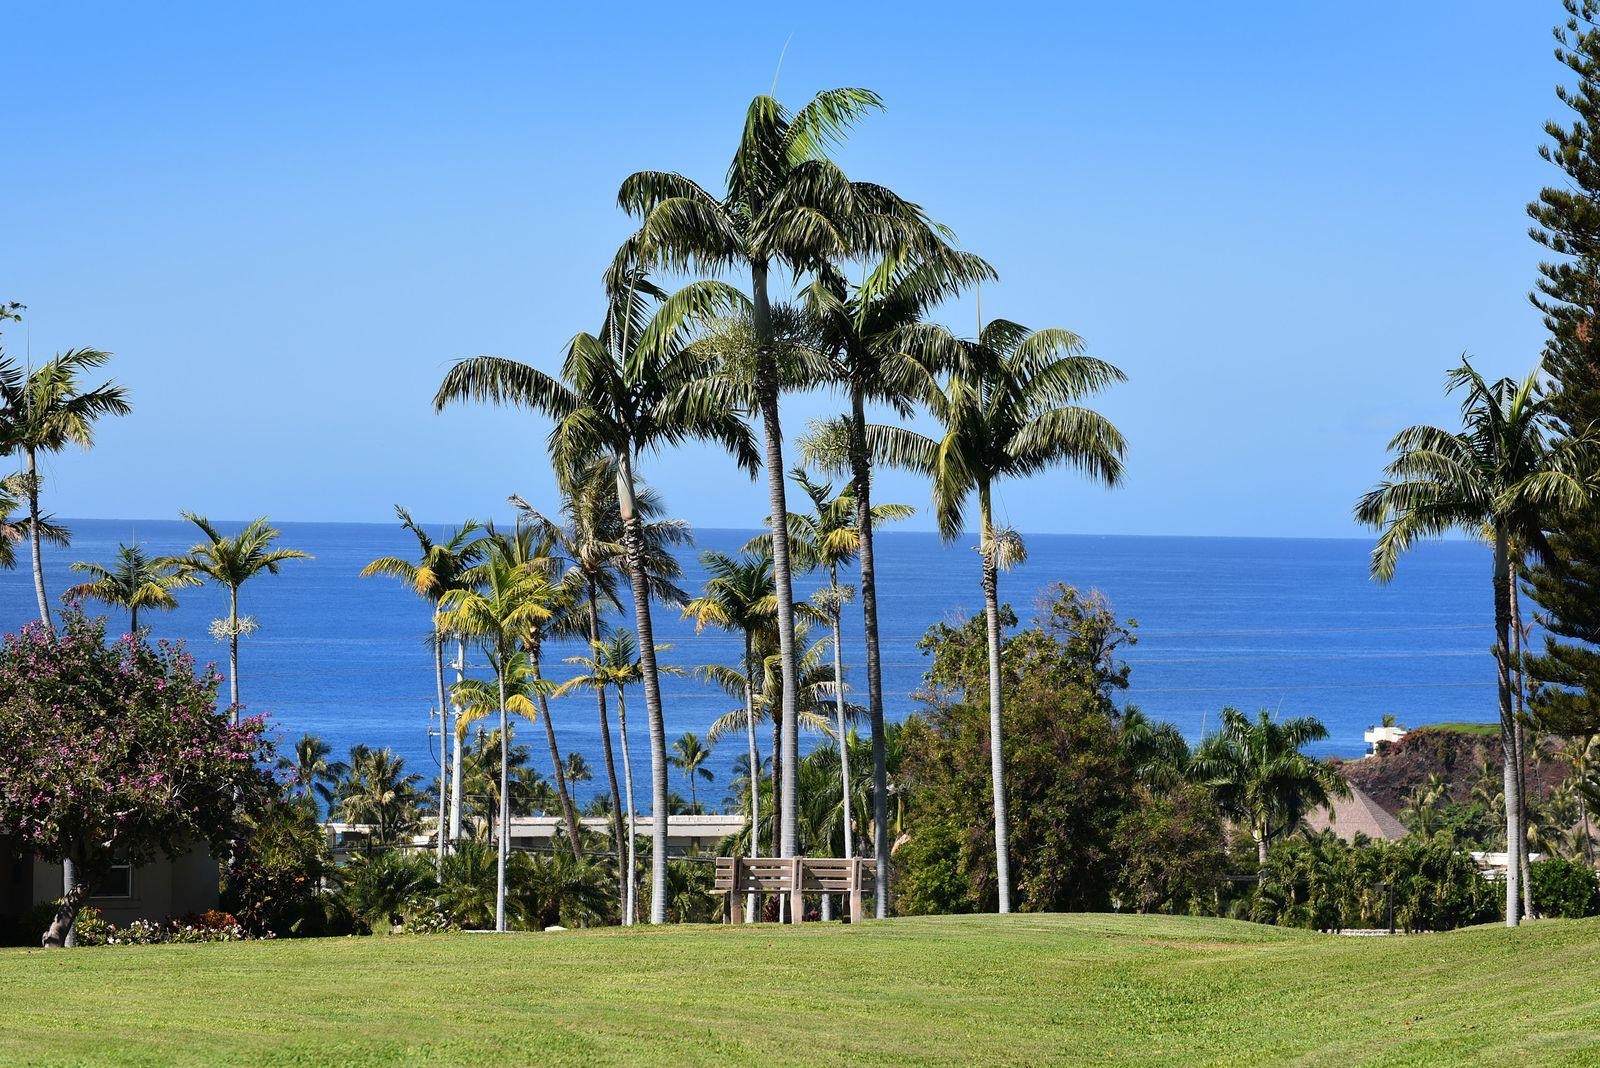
[1302,783,1408,842]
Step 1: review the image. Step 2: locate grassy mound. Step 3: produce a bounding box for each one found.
[2,913,1597,1065]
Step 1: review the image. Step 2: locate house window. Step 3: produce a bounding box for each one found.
[94,864,133,899]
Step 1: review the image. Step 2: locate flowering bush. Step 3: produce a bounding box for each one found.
[399,910,460,936]
[0,610,277,946]
[72,909,266,947]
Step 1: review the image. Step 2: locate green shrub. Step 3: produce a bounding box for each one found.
[1530,858,1599,918]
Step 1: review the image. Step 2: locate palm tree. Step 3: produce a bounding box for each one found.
[66,542,197,635]
[1191,708,1349,880]
[683,547,776,904]
[620,88,946,875]
[800,249,993,915]
[359,507,485,864]
[168,514,311,720]
[0,347,130,630]
[554,629,682,926]
[438,544,555,932]
[0,473,67,578]
[436,278,755,924]
[1356,357,1595,926]
[478,522,585,858]
[290,733,343,817]
[876,317,1127,912]
[770,467,913,878]
[670,732,714,813]
[511,461,692,909]
[334,745,426,849]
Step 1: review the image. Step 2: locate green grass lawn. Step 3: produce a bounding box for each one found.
[2,913,1597,1066]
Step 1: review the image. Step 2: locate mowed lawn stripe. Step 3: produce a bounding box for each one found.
[1,914,1597,1065]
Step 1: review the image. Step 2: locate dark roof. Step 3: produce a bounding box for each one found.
[1303,783,1408,842]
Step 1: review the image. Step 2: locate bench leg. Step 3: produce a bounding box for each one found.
[728,890,742,925]
[790,857,805,924]
[850,888,863,925]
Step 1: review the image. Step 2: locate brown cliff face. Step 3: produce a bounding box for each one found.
[1331,725,1567,813]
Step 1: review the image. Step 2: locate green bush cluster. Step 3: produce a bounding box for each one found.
[1530,858,1600,918]
[1243,833,1502,931]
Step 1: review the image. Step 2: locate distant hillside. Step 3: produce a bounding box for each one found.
[1331,723,1567,814]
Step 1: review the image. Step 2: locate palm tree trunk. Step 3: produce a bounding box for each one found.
[588,593,628,916]
[771,713,782,857]
[752,259,801,878]
[530,635,583,859]
[1255,828,1269,884]
[130,604,140,634]
[1493,529,1521,927]
[615,449,670,925]
[830,594,854,868]
[743,633,760,923]
[617,684,638,927]
[848,391,891,919]
[1510,558,1533,918]
[25,448,52,632]
[450,638,466,843]
[433,625,448,873]
[230,585,241,725]
[979,483,1012,914]
[496,668,509,933]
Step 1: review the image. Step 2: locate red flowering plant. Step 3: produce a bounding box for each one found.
[0,609,276,947]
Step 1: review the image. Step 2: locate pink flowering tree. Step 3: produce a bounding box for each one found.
[0,609,275,947]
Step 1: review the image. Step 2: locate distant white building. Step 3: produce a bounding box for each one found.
[1364,724,1408,754]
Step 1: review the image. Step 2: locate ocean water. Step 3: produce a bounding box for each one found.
[0,520,1495,803]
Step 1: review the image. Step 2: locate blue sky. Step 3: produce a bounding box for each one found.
[0,2,1560,537]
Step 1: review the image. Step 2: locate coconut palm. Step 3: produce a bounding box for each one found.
[438,544,555,932]
[436,278,755,924]
[290,733,344,816]
[875,317,1127,912]
[765,468,912,878]
[359,507,485,862]
[682,546,776,899]
[0,347,130,630]
[553,630,683,926]
[65,542,197,636]
[1191,708,1349,880]
[168,514,311,720]
[1356,357,1595,925]
[478,522,585,858]
[670,732,714,813]
[620,87,947,874]
[333,745,425,849]
[511,462,691,909]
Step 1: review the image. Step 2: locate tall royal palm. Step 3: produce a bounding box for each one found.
[800,248,991,916]
[170,514,311,720]
[435,278,754,924]
[1192,708,1348,879]
[879,318,1126,913]
[66,542,197,634]
[513,462,691,911]
[439,545,554,932]
[1356,358,1593,926]
[620,88,945,870]
[360,507,485,867]
[0,348,130,630]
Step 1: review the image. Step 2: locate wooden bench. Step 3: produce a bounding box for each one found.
[713,856,878,924]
